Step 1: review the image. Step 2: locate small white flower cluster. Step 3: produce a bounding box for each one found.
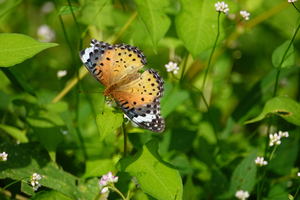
[298,172,300,177]
[288,0,297,3]
[57,70,67,78]
[37,24,55,43]
[0,152,8,161]
[235,190,250,200]
[215,2,229,14]
[269,131,289,146]
[255,157,268,167]
[240,11,250,21]
[165,61,179,74]
[99,171,119,194]
[131,177,140,188]
[31,173,42,191]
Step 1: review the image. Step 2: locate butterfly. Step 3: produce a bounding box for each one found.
[78,39,165,132]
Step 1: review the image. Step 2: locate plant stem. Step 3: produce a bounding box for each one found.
[111,187,126,200]
[202,12,220,91]
[123,119,127,157]
[273,19,300,97]
[0,178,27,193]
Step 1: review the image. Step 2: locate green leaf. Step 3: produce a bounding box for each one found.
[21,181,35,196]
[58,5,80,15]
[97,104,123,142]
[25,104,65,161]
[175,0,224,59]
[211,167,229,198]
[0,33,58,67]
[0,124,29,143]
[269,138,299,175]
[182,175,198,200]
[82,159,115,179]
[229,150,257,196]
[0,143,98,200]
[1,67,36,96]
[272,40,294,69]
[116,139,183,200]
[161,90,189,118]
[31,190,73,200]
[134,0,171,50]
[245,96,300,126]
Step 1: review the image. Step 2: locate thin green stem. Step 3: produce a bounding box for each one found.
[67,0,83,50]
[293,184,300,199]
[268,145,278,161]
[111,186,126,200]
[202,12,221,90]
[0,178,28,193]
[123,119,127,157]
[0,0,22,20]
[292,3,300,13]
[273,19,300,97]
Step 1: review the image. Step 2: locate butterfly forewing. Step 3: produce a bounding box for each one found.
[79,39,165,132]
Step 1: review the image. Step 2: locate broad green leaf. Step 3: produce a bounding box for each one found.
[272,40,294,69]
[1,67,36,96]
[211,167,229,198]
[0,124,29,143]
[82,159,115,179]
[182,175,198,200]
[245,96,300,126]
[161,90,189,118]
[158,37,184,49]
[21,181,35,196]
[31,190,73,200]
[269,138,299,175]
[97,104,123,142]
[58,5,80,15]
[0,33,58,67]
[229,150,257,196]
[116,139,183,200]
[221,66,299,139]
[175,0,224,59]
[77,0,113,30]
[134,0,171,50]
[25,105,65,161]
[0,143,98,199]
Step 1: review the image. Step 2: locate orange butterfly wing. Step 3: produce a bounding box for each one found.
[79,39,165,132]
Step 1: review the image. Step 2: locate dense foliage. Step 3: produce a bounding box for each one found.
[0,0,300,199]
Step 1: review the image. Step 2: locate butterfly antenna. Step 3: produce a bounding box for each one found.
[78,91,103,94]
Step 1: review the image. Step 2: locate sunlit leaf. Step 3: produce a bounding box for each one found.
[272,40,294,69]
[116,139,183,200]
[0,33,58,67]
[134,0,171,50]
[175,0,225,59]
[0,124,28,143]
[31,190,73,200]
[245,96,300,126]
[97,104,123,142]
[82,159,115,179]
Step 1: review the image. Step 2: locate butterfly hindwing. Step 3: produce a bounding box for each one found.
[114,69,165,132]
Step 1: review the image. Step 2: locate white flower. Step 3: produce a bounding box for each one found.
[255,157,268,167]
[131,177,140,188]
[41,1,54,13]
[165,61,179,74]
[37,24,55,43]
[235,190,250,200]
[269,131,289,146]
[99,172,119,194]
[240,11,250,20]
[0,152,8,161]
[297,172,300,177]
[215,2,229,14]
[278,130,289,138]
[288,0,297,3]
[57,70,67,78]
[31,173,42,191]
